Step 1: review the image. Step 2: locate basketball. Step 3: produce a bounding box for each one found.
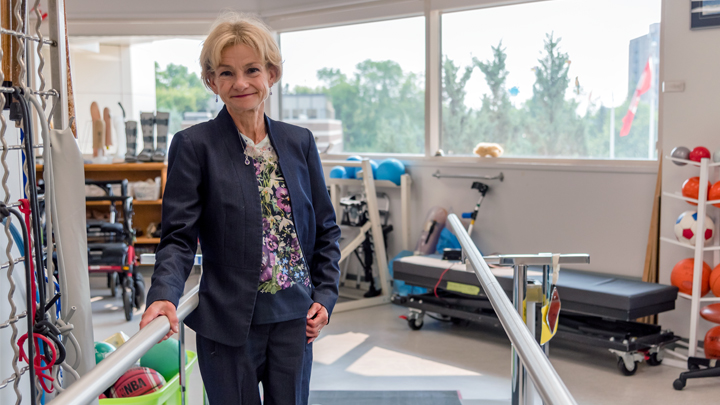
[711,264,720,297]
[709,181,720,208]
[681,177,711,206]
[704,326,720,359]
[670,258,711,296]
[108,367,165,398]
[140,338,181,381]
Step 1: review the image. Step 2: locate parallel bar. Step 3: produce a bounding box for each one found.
[446,214,578,405]
[483,254,589,266]
[432,170,504,182]
[49,285,200,405]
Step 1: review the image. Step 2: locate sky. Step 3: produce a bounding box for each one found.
[150,0,661,110]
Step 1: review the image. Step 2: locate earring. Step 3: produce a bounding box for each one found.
[215,94,218,102]
[270,90,273,95]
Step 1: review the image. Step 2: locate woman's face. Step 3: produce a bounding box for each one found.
[208,43,277,115]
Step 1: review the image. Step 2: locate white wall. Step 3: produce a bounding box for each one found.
[329,158,657,278]
[69,43,156,156]
[657,0,720,343]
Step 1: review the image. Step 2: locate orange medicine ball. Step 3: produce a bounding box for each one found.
[705,326,720,359]
[711,264,720,298]
[709,181,720,208]
[671,258,711,296]
[682,177,712,206]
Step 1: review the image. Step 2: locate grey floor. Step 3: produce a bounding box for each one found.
[89,270,719,405]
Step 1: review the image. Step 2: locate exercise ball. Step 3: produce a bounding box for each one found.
[329,166,348,179]
[705,326,720,359]
[671,258,711,296]
[689,146,711,162]
[709,181,720,208]
[711,264,720,297]
[671,146,690,165]
[95,341,116,364]
[345,156,362,179]
[140,338,180,381]
[682,177,711,206]
[376,158,405,185]
[370,160,379,178]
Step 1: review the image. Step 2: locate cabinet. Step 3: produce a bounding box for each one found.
[37,162,167,245]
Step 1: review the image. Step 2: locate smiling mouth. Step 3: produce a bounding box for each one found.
[233,93,256,98]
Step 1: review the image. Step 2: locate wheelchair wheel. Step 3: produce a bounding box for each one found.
[121,277,135,321]
[109,272,120,297]
[134,273,146,309]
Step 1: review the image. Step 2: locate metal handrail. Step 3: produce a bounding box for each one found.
[446,214,578,405]
[49,284,200,405]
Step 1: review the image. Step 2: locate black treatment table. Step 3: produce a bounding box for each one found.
[391,255,680,375]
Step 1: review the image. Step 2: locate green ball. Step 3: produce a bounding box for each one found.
[140,338,180,381]
[94,341,116,364]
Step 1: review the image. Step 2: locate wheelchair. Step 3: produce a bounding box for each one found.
[86,179,145,321]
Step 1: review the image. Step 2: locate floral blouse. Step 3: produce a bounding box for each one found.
[241,133,311,295]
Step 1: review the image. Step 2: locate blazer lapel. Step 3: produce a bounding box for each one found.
[266,116,303,202]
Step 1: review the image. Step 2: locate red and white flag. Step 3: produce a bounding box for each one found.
[620,58,653,137]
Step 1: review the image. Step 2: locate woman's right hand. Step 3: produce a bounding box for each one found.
[140,300,179,341]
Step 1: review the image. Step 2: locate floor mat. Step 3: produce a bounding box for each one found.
[308,391,462,405]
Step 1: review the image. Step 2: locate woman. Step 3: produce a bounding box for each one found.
[140,13,341,405]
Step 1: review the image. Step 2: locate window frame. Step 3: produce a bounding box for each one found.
[271,0,661,168]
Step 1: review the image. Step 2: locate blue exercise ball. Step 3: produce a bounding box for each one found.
[369,160,379,178]
[329,166,348,179]
[376,159,405,185]
[346,156,362,179]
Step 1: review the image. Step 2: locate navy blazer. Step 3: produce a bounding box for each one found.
[146,106,342,347]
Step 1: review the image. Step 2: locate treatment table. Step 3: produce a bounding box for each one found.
[391,255,680,375]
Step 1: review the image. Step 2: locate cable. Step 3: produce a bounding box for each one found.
[434,263,456,301]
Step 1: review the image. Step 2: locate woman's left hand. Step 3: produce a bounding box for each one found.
[306,303,329,343]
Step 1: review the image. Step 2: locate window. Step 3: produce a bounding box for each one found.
[441,0,661,159]
[280,17,425,154]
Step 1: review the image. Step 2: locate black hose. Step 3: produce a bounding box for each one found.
[14,88,48,322]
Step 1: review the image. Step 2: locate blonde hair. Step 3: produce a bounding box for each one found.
[200,12,283,89]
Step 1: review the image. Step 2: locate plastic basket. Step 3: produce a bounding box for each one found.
[99,351,198,405]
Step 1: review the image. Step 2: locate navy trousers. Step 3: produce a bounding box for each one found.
[197,317,313,405]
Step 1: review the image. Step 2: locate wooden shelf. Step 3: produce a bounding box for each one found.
[85,199,162,207]
[136,237,161,244]
[37,162,167,172]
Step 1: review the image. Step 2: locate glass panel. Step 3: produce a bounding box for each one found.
[281,17,426,154]
[441,0,661,159]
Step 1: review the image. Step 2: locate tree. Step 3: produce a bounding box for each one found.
[311,60,424,153]
[155,62,216,134]
[473,41,521,152]
[441,57,475,153]
[522,33,587,157]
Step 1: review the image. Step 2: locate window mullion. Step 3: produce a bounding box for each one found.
[425,2,441,157]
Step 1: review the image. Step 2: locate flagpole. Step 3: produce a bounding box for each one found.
[610,94,615,159]
[648,56,656,160]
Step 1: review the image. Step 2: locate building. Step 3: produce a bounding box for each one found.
[628,22,660,100]
[282,93,344,153]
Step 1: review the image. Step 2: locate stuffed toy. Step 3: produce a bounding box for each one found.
[473,142,504,157]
